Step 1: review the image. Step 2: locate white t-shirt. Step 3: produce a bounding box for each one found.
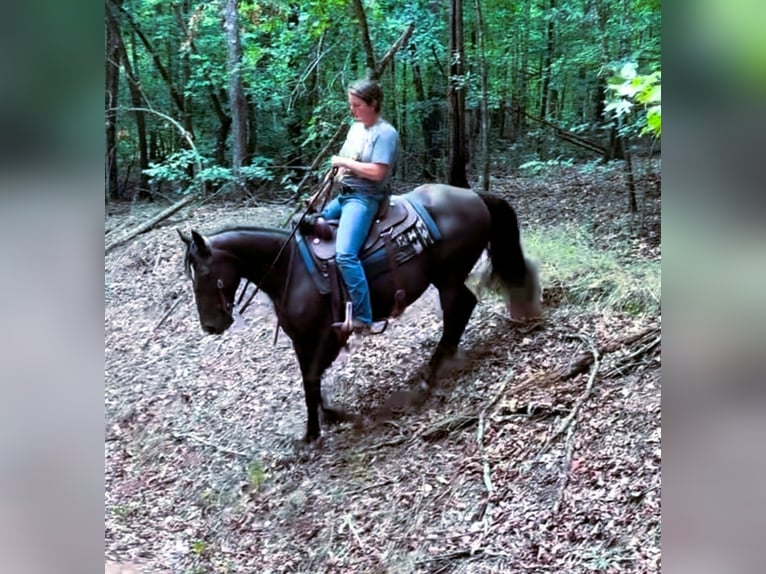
[338,119,398,196]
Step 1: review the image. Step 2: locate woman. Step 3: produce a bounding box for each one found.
[317,78,399,333]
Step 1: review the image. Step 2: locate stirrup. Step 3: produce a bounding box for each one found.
[330,302,388,335]
[331,302,355,333]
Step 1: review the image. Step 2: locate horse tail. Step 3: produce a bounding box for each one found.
[479,193,527,286]
[479,193,542,320]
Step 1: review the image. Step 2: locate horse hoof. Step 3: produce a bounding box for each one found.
[294,435,324,457]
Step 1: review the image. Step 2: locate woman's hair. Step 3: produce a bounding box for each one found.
[348,79,383,112]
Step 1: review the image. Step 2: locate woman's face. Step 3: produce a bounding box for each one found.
[348,93,378,127]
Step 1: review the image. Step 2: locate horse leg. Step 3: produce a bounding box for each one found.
[428,284,477,384]
[300,376,323,443]
[295,335,353,443]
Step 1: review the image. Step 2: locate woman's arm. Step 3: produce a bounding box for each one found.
[330,156,389,182]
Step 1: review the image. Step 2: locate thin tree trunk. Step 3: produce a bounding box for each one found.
[111,1,187,120]
[410,45,436,180]
[474,0,490,191]
[448,0,469,188]
[108,2,150,199]
[351,0,376,74]
[514,2,531,138]
[105,1,121,201]
[539,0,556,121]
[174,2,231,166]
[222,0,248,192]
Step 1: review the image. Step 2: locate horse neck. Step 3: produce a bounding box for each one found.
[211,228,290,296]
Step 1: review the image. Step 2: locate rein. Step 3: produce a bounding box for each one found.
[216,278,232,316]
[235,168,338,316]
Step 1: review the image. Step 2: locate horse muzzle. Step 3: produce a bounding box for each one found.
[200,314,234,334]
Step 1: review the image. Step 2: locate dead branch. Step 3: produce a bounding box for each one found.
[420,413,477,441]
[547,335,601,446]
[287,122,349,203]
[170,430,249,458]
[548,335,600,517]
[372,23,415,79]
[474,372,514,551]
[604,333,661,377]
[417,547,485,565]
[105,194,196,254]
[153,297,183,331]
[515,324,659,391]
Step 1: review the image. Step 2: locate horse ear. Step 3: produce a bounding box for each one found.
[177,228,191,245]
[191,230,212,256]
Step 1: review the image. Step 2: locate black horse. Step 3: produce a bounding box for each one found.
[178,184,541,443]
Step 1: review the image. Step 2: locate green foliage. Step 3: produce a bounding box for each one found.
[605,62,662,137]
[143,149,202,189]
[518,158,574,176]
[108,0,660,197]
[524,223,660,316]
[191,539,208,556]
[144,151,276,192]
[246,459,266,491]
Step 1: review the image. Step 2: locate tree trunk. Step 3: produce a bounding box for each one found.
[113,1,187,119]
[222,0,248,192]
[448,0,469,188]
[105,1,121,201]
[513,1,531,139]
[539,0,556,121]
[351,0,376,75]
[173,1,231,166]
[474,0,490,191]
[410,45,436,180]
[107,1,150,199]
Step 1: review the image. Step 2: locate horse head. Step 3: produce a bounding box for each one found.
[178,228,238,334]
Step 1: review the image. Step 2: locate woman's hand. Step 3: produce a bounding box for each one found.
[331,155,388,182]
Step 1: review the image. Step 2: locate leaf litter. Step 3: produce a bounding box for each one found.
[105,160,661,573]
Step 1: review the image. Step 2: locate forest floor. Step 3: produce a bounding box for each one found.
[105,159,661,574]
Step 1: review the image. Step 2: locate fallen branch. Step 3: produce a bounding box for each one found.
[170,431,249,458]
[417,547,484,565]
[514,324,659,392]
[547,335,601,517]
[604,333,661,376]
[469,372,514,555]
[372,22,415,79]
[153,297,183,331]
[105,194,195,254]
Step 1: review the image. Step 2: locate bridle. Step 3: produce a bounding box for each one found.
[235,167,338,316]
[216,278,234,319]
[187,168,337,325]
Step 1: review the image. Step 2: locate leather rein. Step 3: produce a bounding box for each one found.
[234,168,338,317]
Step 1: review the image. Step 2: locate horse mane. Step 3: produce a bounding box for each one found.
[208,224,288,237]
[182,225,290,277]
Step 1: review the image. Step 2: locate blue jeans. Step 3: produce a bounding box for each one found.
[321,192,384,325]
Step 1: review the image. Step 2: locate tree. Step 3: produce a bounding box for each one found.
[447,0,469,188]
[222,0,248,192]
[105,0,121,200]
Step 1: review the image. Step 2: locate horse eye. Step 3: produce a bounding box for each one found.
[217,279,224,289]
